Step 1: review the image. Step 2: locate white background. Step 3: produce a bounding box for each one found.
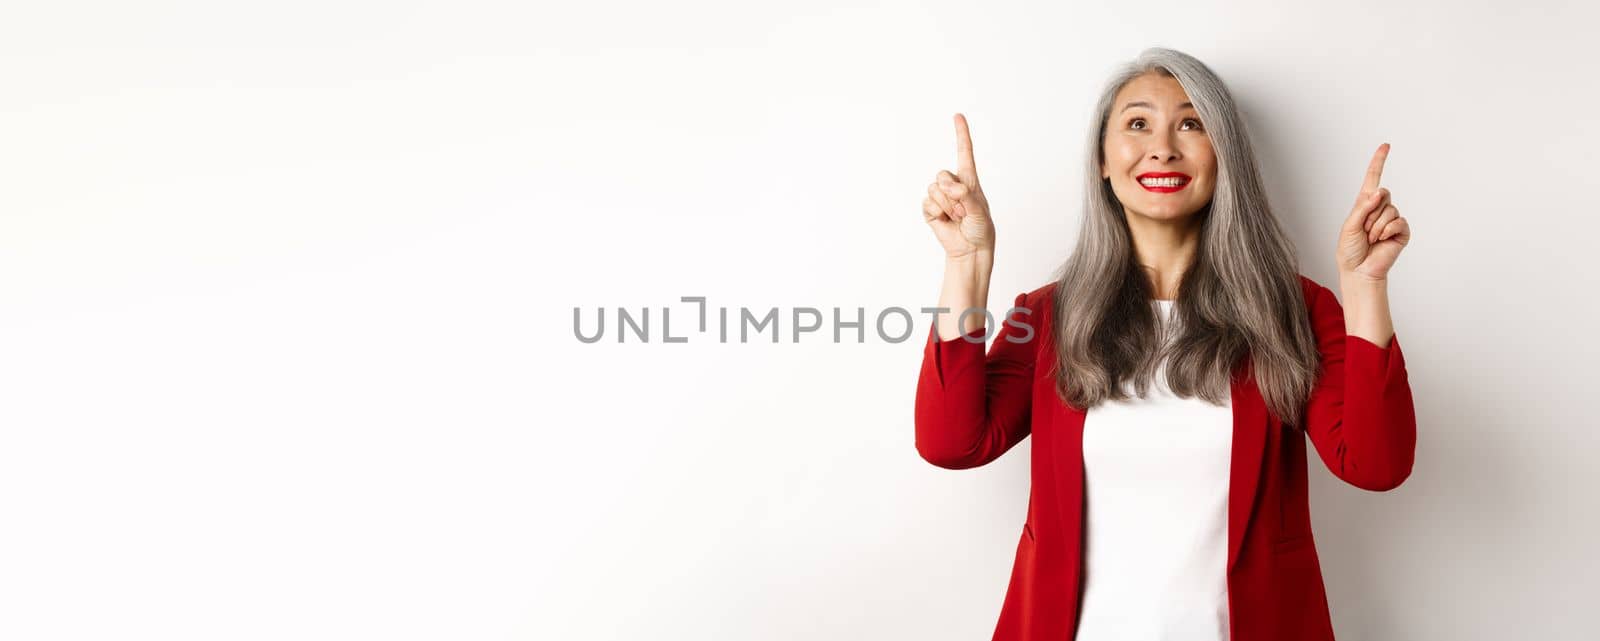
[3,1,1596,639]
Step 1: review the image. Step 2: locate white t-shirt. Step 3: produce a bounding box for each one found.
[1076,299,1234,641]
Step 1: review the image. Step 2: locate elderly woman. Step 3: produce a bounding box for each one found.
[915,47,1415,641]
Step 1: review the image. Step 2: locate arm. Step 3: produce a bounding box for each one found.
[1302,282,1417,491]
[916,114,1032,469]
[1341,274,1394,348]
[914,286,1037,470]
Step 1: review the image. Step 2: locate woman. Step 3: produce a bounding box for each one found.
[914,47,1415,641]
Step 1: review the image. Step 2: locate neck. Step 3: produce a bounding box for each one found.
[1125,211,1202,300]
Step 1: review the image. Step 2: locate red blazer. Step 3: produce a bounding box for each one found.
[914,274,1416,641]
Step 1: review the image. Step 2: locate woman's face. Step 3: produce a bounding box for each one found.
[1100,72,1217,224]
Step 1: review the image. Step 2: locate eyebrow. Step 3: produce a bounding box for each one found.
[1119,101,1195,113]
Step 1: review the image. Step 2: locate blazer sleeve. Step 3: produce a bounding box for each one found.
[1302,282,1418,491]
[914,291,1038,470]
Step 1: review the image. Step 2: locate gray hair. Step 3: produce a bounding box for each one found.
[1049,46,1321,426]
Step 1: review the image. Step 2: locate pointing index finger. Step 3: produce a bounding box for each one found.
[1362,142,1390,194]
[954,113,979,185]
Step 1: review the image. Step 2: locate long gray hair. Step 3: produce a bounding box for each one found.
[1050,47,1321,427]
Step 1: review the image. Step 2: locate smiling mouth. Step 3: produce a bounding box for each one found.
[1138,175,1190,192]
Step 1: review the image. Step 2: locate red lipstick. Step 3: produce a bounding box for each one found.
[1136,171,1192,193]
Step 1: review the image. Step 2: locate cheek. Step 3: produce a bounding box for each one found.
[1104,140,1138,172]
[1186,149,1217,188]
[1195,147,1217,179]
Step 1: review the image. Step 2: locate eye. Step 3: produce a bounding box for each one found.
[1128,116,1205,131]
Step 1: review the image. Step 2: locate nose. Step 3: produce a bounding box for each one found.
[1149,131,1180,162]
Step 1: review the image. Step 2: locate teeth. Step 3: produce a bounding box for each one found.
[1140,177,1188,187]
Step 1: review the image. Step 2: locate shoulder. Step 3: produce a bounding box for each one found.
[1295,274,1348,347]
[1010,281,1059,322]
[1008,277,1330,325]
[1017,278,1323,311]
[987,282,1058,349]
[1296,273,1321,300]
[1025,280,1058,305]
[1296,273,1335,313]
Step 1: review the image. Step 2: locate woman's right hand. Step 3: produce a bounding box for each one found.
[922,113,995,260]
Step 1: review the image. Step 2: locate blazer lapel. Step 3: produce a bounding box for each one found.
[1227,352,1269,575]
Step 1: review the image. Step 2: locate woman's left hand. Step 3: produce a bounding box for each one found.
[1337,143,1411,280]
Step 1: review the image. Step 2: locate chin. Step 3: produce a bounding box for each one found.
[1140,203,1197,217]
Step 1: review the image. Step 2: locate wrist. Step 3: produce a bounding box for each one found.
[1338,268,1386,284]
[1339,271,1388,295]
[947,249,994,269]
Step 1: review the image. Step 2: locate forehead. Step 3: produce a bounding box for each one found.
[1113,73,1195,111]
